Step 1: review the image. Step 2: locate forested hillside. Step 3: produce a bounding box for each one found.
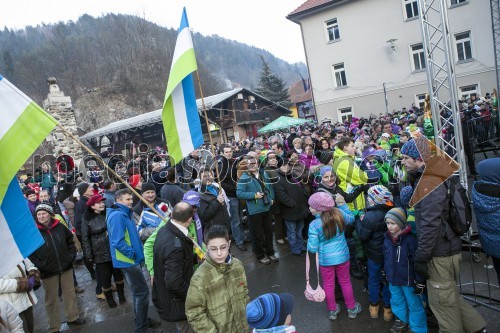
[0,13,307,109]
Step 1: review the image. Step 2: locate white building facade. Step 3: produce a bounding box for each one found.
[287,0,497,122]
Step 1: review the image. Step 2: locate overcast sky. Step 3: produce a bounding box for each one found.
[3,0,307,64]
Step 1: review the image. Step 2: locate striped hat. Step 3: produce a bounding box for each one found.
[246,293,294,329]
[367,185,393,206]
[385,208,407,228]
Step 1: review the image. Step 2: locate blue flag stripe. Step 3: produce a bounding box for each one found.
[178,7,190,33]
[182,74,203,148]
[2,179,44,257]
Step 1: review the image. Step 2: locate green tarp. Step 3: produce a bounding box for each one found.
[257,116,313,133]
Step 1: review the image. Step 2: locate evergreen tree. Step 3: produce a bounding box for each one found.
[2,50,14,79]
[255,55,292,108]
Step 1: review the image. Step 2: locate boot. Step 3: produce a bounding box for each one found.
[116,281,126,304]
[103,289,117,308]
[383,306,394,321]
[369,303,379,319]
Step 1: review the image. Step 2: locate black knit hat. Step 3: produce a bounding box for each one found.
[141,183,156,193]
[77,182,90,197]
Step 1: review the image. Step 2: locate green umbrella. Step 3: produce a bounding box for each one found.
[257,116,313,133]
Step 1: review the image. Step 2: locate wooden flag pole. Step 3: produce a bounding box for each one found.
[195,70,225,197]
[56,123,167,220]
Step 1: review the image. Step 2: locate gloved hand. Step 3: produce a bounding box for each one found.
[414,261,430,281]
[28,276,35,291]
[414,280,425,295]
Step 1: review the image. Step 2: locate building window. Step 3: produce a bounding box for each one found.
[415,94,426,109]
[459,84,478,100]
[450,0,468,6]
[410,43,426,71]
[332,63,347,88]
[338,107,353,123]
[455,31,473,62]
[403,0,419,19]
[325,18,340,42]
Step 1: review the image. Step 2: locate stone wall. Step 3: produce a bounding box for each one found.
[42,78,84,159]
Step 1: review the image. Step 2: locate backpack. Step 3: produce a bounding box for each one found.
[445,176,472,236]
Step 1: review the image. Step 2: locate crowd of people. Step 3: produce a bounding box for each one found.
[1,95,498,333]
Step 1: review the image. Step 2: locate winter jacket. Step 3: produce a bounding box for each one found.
[186,255,249,333]
[81,209,112,264]
[0,260,38,314]
[332,148,368,212]
[36,170,57,189]
[384,226,420,286]
[160,183,185,207]
[273,170,309,221]
[74,196,89,235]
[236,171,275,216]
[411,166,462,263]
[472,181,500,258]
[56,181,74,203]
[107,203,144,268]
[152,222,194,322]
[356,204,393,263]
[299,153,321,171]
[0,299,24,333]
[219,156,238,198]
[307,206,353,267]
[197,186,230,232]
[29,219,76,279]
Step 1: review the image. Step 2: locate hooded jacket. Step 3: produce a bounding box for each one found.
[472,180,500,258]
[29,219,76,279]
[81,209,112,263]
[198,184,230,231]
[107,203,144,268]
[411,166,461,263]
[332,148,368,212]
[383,226,420,286]
[357,204,393,263]
[186,254,249,333]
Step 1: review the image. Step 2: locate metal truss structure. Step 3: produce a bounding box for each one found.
[492,0,500,105]
[417,0,467,187]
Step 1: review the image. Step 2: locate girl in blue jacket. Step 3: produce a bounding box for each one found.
[383,208,427,333]
[307,192,361,321]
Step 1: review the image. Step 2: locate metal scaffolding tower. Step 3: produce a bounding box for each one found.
[491,0,500,106]
[417,0,467,187]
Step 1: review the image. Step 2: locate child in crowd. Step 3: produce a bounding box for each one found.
[307,192,361,320]
[384,208,427,333]
[356,185,394,321]
[185,225,249,332]
[24,189,39,215]
[246,293,296,333]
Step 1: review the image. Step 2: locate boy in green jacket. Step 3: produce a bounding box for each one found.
[186,225,249,333]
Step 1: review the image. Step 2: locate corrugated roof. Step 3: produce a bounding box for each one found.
[80,88,244,140]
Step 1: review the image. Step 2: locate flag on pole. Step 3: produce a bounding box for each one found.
[0,74,58,276]
[162,7,203,165]
[0,179,45,276]
[0,75,58,204]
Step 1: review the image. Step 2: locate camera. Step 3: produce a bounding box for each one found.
[262,190,270,205]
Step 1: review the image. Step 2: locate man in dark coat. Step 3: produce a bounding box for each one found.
[197,168,230,234]
[273,160,309,256]
[401,139,487,333]
[160,167,185,207]
[152,202,195,333]
[218,144,247,251]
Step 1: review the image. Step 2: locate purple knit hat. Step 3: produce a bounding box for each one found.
[361,146,377,160]
[308,192,335,212]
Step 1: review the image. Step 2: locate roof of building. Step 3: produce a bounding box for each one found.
[288,79,312,104]
[80,87,290,140]
[287,0,346,22]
